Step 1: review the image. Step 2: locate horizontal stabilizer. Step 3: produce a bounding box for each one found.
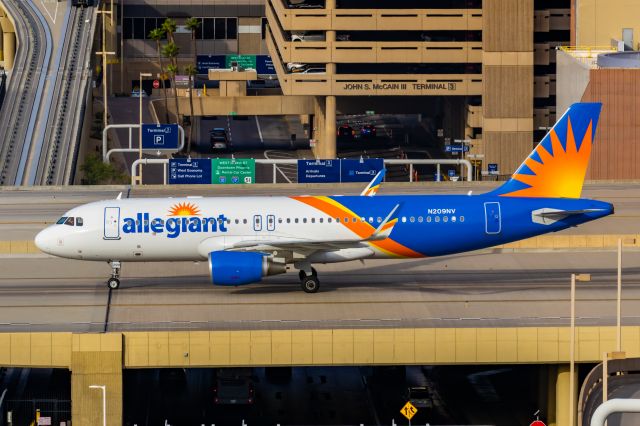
[532,207,609,225]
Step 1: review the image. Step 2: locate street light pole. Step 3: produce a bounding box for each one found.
[570,273,591,426]
[139,73,153,184]
[96,6,115,132]
[89,385,106,426]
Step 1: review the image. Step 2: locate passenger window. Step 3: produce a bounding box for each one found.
[452,216,457,222]
[64,217,75,226]
[346,217,350,223]
[278,218,283,224]
[57,217,67,225]
[427,216,432,223]
[328,218,332,223]
[76,217,83,227]
[435,216,440,222]
[410,217,415,223]
[320,218,324,223]
[287,218,291,223]
[295,218,299,223]
[418,216,423,223]
[235,219,239,224]
[303,218,307,223]
[243,219,248,224]
[311,218,315,223]
[460,216,465,222]
[377,217,382,223]
[443,216,449,222]
[402,217,406,223]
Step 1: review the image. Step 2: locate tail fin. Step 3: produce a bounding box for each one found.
[491,102,601,199]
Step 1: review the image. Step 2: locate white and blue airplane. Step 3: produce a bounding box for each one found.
[35,103,613,293]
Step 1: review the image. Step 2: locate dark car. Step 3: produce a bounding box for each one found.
[337,124,355,139]
[214,369,254,405]
[287,0,324,8]
[360,124,377,139]
[209,128,229,151]
[406,386,432,409]
[72,0,92,7]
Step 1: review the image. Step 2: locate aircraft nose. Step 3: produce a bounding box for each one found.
[35,227,56,254]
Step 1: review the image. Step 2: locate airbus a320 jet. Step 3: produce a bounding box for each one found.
[35,103,613,293]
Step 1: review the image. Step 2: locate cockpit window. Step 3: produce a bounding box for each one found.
[56,217,68,225]
[64,217,75,226]
[76,217,83,227]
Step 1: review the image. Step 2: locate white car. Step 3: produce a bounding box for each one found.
[291,31,325,42]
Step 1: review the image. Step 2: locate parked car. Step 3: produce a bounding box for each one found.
[214,368,254,405]
[72,0,92,7]
[210,128,229,151]
[301,66,326,74]
[406,386,432,409]
[360,124,377,139]
[291,31,326,42]
[337,124,355,139]
[287,0,324,8]
[287,63,308,73]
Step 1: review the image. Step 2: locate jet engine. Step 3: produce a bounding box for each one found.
[208,251,286,286]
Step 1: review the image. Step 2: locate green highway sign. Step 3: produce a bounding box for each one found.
[211,158,255,184]
[226,55,257,70]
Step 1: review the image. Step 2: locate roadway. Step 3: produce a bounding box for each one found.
[0,183,639,333]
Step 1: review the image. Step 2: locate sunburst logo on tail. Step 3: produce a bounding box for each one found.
[503,118,593,198]
[168,202,201,216]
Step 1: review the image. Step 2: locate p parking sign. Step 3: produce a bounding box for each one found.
[141,124,180,150]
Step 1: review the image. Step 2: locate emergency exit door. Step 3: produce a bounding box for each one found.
[484,202,501,234]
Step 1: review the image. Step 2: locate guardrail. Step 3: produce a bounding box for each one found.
[130,158,473,186]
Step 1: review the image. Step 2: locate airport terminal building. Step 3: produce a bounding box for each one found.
[113,0,640,177]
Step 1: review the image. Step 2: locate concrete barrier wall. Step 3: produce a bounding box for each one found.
[0,327,639,368]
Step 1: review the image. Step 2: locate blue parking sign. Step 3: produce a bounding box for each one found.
[142,124,179,150]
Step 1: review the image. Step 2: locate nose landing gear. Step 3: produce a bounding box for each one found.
[107,260,121,289]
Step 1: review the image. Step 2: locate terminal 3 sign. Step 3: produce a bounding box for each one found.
[340,81,458,93]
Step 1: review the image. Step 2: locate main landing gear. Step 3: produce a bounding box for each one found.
[297,264,319,293]
[107,260,121,290]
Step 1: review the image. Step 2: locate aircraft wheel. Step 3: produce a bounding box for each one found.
[107,278,120,290]
[301,276,320,294]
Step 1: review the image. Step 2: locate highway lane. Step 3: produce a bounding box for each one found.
[1,251,640,332]
[0,182,639,240]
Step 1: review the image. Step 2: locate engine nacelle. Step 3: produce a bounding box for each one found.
[208,251,286,286]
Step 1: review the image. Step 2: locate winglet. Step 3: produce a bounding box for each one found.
[116,192,122,200]
[367,203,400,240]
[361,169,386,196]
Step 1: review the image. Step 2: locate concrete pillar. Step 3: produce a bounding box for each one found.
[324,95,337,158]
[3,30,15,69]
[326,0,336,9]
[547,365,558,426]
[556,364,578,426]
[71,334,123,426]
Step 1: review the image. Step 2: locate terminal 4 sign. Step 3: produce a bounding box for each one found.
[169,158,255,185]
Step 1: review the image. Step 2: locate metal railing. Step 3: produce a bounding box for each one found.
[130,158,473,186]
[102,124,185,163]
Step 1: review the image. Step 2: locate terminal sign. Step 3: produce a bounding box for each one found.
[141,124,180,150]
[298,160,340,183]
[341,81,458,93]
[341,159,384,183]
[169,159,212,185]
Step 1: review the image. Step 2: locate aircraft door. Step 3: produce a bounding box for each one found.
[267,214,276,231]
[253,215,263,232]
[484,202,501,234]
[104,207,121,240]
